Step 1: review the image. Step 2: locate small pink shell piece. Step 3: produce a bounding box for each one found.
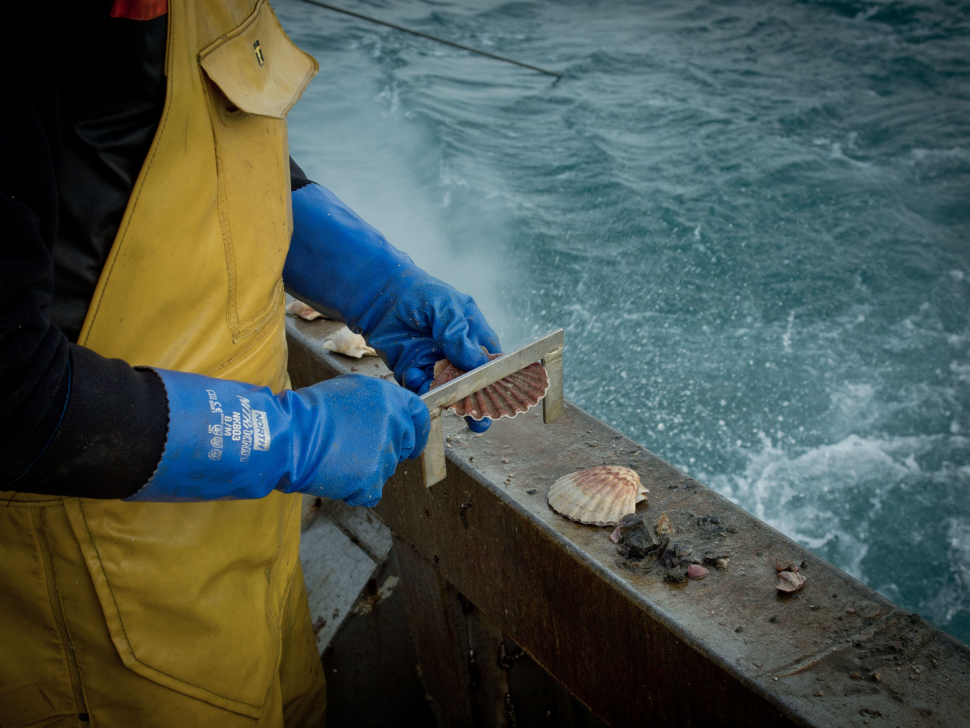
[776,570,807,593]
[429,354,549,421]
[609,526,621,543]
[687,564,708,579]
[548,466,647,526]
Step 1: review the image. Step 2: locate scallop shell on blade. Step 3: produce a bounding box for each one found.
[547,466,648,526]
[429,354,549,421]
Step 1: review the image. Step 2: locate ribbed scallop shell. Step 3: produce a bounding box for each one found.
[547,466,647,526]
[429,354,549,421]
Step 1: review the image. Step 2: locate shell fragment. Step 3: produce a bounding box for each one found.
[322,327,377,359]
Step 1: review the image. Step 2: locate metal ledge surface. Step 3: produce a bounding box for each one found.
[287,316,970,727]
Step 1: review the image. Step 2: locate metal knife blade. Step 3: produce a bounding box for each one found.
[420,329,564,413]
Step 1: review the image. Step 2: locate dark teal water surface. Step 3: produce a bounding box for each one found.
[278,0,970,643]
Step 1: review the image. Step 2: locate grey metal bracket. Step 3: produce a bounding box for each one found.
[419,329,565,488]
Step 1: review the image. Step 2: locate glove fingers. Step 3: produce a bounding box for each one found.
[402,367,428,392]
[387,343,439,386]
[411,346,445,375]
[430,301,491,373]
[439,326,490,373]
[344,490,381,508]
[384,286,501,384]
[402,365,437,395]
[464,307,502,356]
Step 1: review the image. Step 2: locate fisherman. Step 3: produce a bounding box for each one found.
[0,1,498,725]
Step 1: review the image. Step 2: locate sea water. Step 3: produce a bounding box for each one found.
[277,0,970,643]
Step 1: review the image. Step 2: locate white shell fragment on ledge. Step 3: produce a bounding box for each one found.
[547,466,647,526]
[429,354,549,421]
[322,327,377,359]
[285,297,376,358]
[286,299,326,321]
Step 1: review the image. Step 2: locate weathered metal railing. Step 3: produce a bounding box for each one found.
[287,316,970,728]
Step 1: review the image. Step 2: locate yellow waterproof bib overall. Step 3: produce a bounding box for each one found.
[0,1,324,725]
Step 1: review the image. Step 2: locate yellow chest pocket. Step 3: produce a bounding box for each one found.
[200,0,318,342]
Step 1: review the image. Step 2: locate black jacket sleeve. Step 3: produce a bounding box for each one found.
[0,14,167,499]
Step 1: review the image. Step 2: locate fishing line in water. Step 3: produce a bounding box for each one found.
[298,0,563,79]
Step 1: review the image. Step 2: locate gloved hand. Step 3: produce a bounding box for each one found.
[284,183,501,433]
[125,369,429,506]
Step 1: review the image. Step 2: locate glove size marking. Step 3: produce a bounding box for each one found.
[203,390,271,463]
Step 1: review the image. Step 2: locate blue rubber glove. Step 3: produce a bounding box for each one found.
[125,369,429,506]
[284,184,501,432]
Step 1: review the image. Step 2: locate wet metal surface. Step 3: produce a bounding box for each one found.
[287,317,970,727]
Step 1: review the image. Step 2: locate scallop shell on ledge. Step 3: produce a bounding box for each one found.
[429,354,549,421]
[547,466,647,526]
